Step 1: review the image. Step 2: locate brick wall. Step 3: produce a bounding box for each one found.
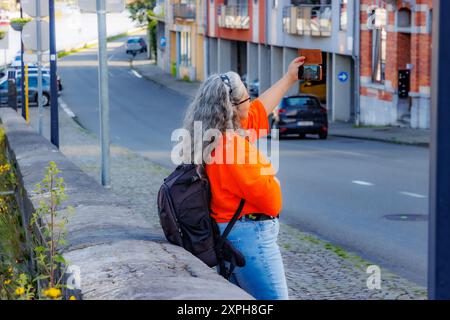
[359,0,433,127]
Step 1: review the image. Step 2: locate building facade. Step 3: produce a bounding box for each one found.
[205,0,359,123]
[163,0,207,82]
[359,0,433,129]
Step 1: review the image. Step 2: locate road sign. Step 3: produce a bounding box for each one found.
[21,0,49,17]
[160,36,166,48]
[22,20,50,51]
[78,0,125,13]
[338,71,349,83]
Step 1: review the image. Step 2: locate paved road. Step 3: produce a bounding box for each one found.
[58,38,429,286]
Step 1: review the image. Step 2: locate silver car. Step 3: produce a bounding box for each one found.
[126,37,147,55]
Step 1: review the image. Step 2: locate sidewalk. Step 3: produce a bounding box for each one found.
[132,58,430,147]
[330,122,430,147]
[132,57,200,100]
[23,105,427,300]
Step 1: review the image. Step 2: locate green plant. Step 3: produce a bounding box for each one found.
[0,127,32,300]
[9,18,32,32]
[127,1,158,61]
[10,18,32,24]
[31,161,75,299]
[171,62,177,78]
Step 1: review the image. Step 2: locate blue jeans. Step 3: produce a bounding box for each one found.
[217,218,289,300]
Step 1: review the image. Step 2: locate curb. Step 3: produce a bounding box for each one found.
[130,60,196,99]
[329,132,430,148]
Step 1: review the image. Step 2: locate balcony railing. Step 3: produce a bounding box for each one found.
[173,3,196,21]
[282,4,332,37]
[217,4,250,29]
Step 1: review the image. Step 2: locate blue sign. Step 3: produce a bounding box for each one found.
[160,36,166,49]
[338,71,350,83]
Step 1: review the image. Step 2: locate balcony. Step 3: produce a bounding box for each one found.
[282,4,332,37]
[217,4,250,29]
[173,3,196,21]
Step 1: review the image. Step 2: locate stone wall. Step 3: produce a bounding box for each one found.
[0,108,253,300]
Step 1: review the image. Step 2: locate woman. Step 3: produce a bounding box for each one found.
[182,57,306,300]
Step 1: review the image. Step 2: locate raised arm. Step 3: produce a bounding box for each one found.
[258,57,306,115]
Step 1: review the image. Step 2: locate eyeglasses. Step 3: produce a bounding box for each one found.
[234,97,251,106]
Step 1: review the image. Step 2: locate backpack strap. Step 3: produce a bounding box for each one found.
[216,199,245,279]
[216,199,245,250]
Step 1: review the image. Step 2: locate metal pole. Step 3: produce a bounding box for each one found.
[20,6,25,119]
[96,0,111,187]
[36,0,43,135]
[49,0,59,148]
[429,0,450,300]
[353,0,361,126]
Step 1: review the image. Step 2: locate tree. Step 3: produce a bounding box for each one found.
[127,0,159,61]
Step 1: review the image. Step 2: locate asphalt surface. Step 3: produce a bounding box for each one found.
[57,37,430,286]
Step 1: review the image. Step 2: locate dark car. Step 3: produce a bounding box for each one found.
[270,95,328,140]
[249,79,259,97]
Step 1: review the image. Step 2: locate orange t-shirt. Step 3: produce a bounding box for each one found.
[206,99,282,223]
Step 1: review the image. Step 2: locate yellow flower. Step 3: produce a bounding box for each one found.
[43,287,61,299]
[7,267,13,273]
[15,287,25,296]
[3,279,11,285]
[69,296,76,300]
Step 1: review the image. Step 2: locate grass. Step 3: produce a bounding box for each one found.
[282,223,372,270]
[57,43,97,59]
[57,28,146,59]
[0,127,30,295]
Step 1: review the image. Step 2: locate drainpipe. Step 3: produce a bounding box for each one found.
[203,2,209,78]
[353,0,361,126]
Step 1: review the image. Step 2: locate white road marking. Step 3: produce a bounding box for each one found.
[130,69,142,79]
[352,180,374,186]
[400,191,427,199]
[58,98,75,118]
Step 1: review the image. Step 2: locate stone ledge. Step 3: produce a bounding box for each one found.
[0,108,253,300]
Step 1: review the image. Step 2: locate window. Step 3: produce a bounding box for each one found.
[339,0,348,31]
[427,9,433,34]
[180,31,191,66]
[283,97,320,109]
[371,8,387,83]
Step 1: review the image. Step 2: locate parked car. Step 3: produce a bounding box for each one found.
[249,79,259,97]
[0,74,52,107]
[126,37,147,55]
[241,74,248,89]
[270,95,328,140]
[12,68,63,91]
[10,54,37,68]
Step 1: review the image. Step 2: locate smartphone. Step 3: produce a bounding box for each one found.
[298,49,323,81]
[298,65,323,81]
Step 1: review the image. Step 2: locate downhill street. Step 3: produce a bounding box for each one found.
[57,37,429,286]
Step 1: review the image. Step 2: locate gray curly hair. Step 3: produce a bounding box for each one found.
[181,71,248,164]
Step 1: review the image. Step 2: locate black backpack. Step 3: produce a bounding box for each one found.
[157,164,246,279]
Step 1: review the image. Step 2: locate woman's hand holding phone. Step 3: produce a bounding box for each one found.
[287,56,306,82]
